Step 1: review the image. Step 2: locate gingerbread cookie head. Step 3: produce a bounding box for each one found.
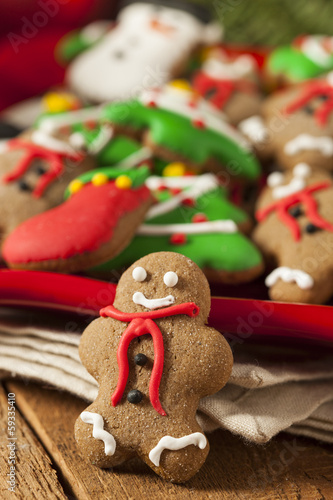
[75,251,233,482]
[240,73,333,171]
[254,164,333,304]
[66,0,222,103]
[192,49,262,125]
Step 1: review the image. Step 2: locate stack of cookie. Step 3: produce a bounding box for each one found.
[1,0,333,306]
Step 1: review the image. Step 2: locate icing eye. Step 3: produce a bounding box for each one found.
[267,172,284,188]
[163,271,178,287]
[132,266,147,282]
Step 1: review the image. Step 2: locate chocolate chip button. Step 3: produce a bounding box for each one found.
[305,223,320,233]
[127,390,143,404]
[18,180,31,191]
[134,353,148,366]
[36,165,46,176]
[289,206,302,218]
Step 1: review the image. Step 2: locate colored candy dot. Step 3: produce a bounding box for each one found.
[132,266,147,282]
[169,79,192,92]
[193,119,206,129]
[92,173,109,186]
[134,353,148,366]
[182,197,195,207]
[163,162,186,177]
[170,233,187,245]
[157,185,168,191]
[192,213,208,223]
[127,390,143,404]
[68,179,84,195]
[43,92,79,113]
[115,175,132,189]
[289,206,303,218]
[163,271,178,287]
[171,188,182,195]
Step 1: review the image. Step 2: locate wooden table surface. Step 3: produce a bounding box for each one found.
[1,380,333,500]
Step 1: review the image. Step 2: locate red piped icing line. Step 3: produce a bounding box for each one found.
[256,182,333,241]
[284,81,333,126]
[193,73,256,110]
[2,139,83,198]
[100,302,200,416]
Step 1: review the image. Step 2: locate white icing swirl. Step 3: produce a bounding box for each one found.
[132,291,174,310]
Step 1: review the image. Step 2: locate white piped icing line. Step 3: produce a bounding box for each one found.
[38,106,103,134]
[265,267,314,290]
[163,271,178,287]
[149,433,207,467]
[202,54,255,80]
[31,130,77,155]
[80,411,116,456]
[132,266,147,282]
[238,115,268,143]
[146,174,219,219]
[284,134,333,157]
[137,220,237,236]
[269,163,311,200]
[133,292,174,310]
[300,36,333,67]
[139,86,250,150]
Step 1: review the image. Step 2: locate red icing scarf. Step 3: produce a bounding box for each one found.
[100,302,200,416]
[256,182,333,241]
[2,139,83,198]
[285,81,333,126]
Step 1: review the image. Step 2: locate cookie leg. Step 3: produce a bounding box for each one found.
[143,431,210,483]
[74,404,133,468]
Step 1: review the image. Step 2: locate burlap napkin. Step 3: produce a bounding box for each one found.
[1,308,333,444]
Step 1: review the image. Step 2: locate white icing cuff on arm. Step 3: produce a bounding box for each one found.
[265,267,314,290]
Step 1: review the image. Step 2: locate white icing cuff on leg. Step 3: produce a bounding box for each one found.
[80,411,116,456]
[149,432,207,467]
[265,267,314,290]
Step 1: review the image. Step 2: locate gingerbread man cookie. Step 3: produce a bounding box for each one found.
[75,252,233,482]
[0,128,95,251]
[253,163,333,304]
[192,49,263,125]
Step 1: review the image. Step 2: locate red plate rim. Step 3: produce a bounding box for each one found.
[1,269,332,344]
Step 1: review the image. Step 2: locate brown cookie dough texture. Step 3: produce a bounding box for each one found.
[0,130,94,250]
[75,252,233,483]
[239,78,333,171]
[253,166,333,304]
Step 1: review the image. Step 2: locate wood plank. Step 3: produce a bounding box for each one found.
[0,383,66,500]
[7,381,333,500]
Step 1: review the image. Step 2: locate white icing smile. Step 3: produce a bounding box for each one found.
[133,291,175,310]
[268,163,311,200]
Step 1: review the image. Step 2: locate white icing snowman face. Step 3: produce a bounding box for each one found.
[132,266,179,309]
[67,2,221,103]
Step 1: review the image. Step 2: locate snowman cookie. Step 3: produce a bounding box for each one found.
[192,49,263,125]
[92,173,264,283]
[66,0,222,103]
[3,166,153,273]
[0,128,95,251]
[253,163,333,304]
[239,73,333,171]
[102,82,261,180]
[75,252,233,482]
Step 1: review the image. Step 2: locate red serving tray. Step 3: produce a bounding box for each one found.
[0,269,332,344]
